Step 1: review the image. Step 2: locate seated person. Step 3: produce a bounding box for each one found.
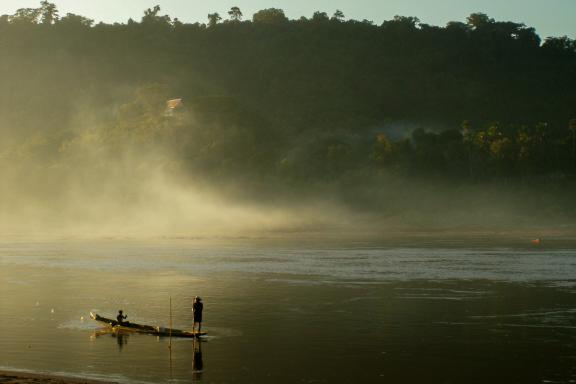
[116,310,127,325]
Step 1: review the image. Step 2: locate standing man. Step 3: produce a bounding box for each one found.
[193,296,203,335]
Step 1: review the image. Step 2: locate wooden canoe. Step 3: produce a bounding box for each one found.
[90,312,206,338]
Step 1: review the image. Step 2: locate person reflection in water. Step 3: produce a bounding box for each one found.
[115,332,128,351]
[192,338,203,380]
[116,310,127,325]
[192,297,203,334]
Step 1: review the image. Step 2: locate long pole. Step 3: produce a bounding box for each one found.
[169,296,172,349]
[572,129,576,171]
[570,119,576,172]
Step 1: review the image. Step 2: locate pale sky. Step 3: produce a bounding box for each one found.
[0,0,574,39]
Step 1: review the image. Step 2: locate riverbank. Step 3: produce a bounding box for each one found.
[0,370,116,384]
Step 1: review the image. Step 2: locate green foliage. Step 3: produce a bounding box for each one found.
[39,1,58,25]
[466,13,494,29]
[312,11,329,22]
[58,13,93,27]
[9,7,41,24]
[252,8,288,24]
[141,5,171,27]
[1,1,576,206]
[228,7,243,22]
[207,12,221,27]
[331,10,345,22]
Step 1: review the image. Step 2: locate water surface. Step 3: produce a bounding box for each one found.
[1,238,576,383]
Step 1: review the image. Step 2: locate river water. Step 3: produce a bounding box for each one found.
[1,237,576,383]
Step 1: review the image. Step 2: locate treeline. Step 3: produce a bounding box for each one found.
[1,2,576,195]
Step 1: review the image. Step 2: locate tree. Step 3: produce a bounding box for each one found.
[252,8,288,24]
[371,133,394,165]
[312,11,329,22]
[144,5,160,18]
[40,1,58,25]
[331,10,345,22]
[9,8,41,24]
[381,15,420,32]
[228,6,242,21]
[8,1,59,25]
[514,26,540,48]
[141,5,171,26]
[207,12,222,27]
[394,15,419,27]
[446,21,469,32]
[58,13,93,27]
[466,13,494,29]
[542,36,576,57]
[172,17,183,28]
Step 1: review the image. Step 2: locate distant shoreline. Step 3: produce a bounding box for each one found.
[0,370,116,384]
[1,226,576,244]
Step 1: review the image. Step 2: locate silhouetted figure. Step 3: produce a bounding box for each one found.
[115,332,128,351]
[192,338,203,381]
[192,338,203,371]
[116,310,127,325]
[192,297,203,334]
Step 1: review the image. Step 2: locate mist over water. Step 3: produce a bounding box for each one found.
[0,133,346,238]
[0,100,571,239]
[0,146,572,238]
[0,6,574,239]
[2,5,576,384]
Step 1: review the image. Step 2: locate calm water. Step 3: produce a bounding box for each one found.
[1,238,576,383]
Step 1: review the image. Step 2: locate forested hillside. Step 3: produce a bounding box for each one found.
[1,2,576,230]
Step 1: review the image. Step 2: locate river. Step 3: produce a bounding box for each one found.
[1,237,576,383]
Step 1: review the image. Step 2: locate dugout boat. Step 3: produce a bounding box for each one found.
[90,312,205,338]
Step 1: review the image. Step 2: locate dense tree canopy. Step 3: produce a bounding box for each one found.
[0,2,575,218]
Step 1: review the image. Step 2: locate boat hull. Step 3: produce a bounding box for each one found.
[90,312,205,338]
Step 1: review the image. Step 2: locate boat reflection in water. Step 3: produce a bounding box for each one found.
[91,327,205,380]
[90,329,130,352]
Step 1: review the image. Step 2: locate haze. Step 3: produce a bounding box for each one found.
[0,2,575,238]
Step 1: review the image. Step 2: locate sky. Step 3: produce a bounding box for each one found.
[0,0,574,39]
